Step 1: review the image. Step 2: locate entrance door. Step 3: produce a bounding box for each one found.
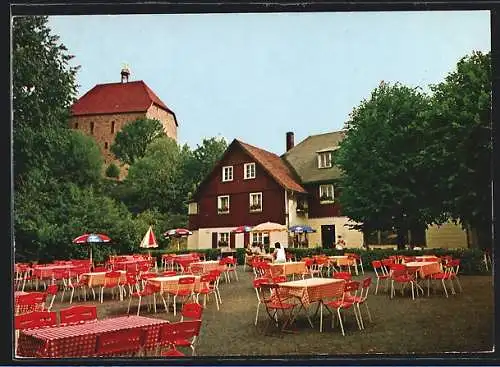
[321,225,336,248]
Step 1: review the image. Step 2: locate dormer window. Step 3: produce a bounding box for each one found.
[317,151,332,168]
[222,166,233,182]
[244,163,256,179]
[319,184,334,203]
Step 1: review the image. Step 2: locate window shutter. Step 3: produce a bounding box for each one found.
[212,233,218,249]
[230,232,236,248]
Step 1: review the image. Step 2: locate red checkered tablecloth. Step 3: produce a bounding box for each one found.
[16,315,169,358]
[32,265,76,280]
[189,261,225,273]
[405,261,441,278]
[278,278,345,307]
[147,275,206,293]
[80,271,126,287]
[269,262,306,277]
[14,291,45,315]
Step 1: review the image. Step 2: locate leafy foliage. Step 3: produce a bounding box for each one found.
[12,16,80,183]
[425,51,492,247]
[105,162,120,178]
[336,82,443,247]
[110,118,165,165]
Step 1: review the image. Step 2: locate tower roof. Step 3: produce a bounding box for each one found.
[70,80,178,126]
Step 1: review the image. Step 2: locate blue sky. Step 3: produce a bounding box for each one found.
[48,11,490,155]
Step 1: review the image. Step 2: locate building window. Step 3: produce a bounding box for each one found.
[219,232,229,247]
[318,152,332,168]
[104,142,108,149]
[222,166,233,182]
[111,121,115,134]
[188,202,198,215]
[244,162,256,179]
[319,184,334,203]
[252,232,269,245]
[249,192,262,212]
[90,122,95,135]
[217,195,230,214]
[74,122,79,129]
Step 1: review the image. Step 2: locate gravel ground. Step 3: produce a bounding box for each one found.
[42,267,494,357]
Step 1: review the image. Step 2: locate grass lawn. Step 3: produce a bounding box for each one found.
[34,267,493,357]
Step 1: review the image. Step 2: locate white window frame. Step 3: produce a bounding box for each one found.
[252,232,269,245]
[319,184,335,203]
[317,152,332,169]
[222,166,233,182]
[219,232,230,245]
[249,192,262,212]
[244,162,256,179]
[217,195,230,214]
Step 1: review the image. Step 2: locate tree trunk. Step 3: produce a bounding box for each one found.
[466,224,480,249]
[396,228,406,250]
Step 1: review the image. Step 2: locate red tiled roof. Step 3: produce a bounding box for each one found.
[70,80,177,125]
[237,140,306,193]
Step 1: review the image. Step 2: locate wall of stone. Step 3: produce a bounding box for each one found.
[146,104,178,141]
[69,106,178,166]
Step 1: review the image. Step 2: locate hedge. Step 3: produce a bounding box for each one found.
[144,247,489,275]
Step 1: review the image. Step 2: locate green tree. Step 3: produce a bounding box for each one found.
[123,137,192,214]
[12,16,79,183]
[336,81,442,249]
[184,136,228,197]
[105,162,121,179]
[426,51,492,248]
[110,118,165,165]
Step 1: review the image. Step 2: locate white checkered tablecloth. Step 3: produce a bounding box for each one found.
[269,262,306,277]
[80,271,126,287]
[16,315,169,358]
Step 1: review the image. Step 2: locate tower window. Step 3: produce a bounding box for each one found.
[90,122,95,135]
[111,121,115,134]
[104,142,108,149]
[75,122,79,129]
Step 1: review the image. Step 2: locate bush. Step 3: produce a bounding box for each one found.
[105,162,120,178]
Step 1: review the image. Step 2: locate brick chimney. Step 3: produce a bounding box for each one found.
[286,131,294,152]
[121,65,130,83]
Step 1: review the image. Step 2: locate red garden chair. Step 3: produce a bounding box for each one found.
[196,274,219,310]
[16,292,47,315]
[188,264,204,276]
[258,282,296,334]
[167,276,196,316]
[14,310,57,354]
[252,277,272,326]
[208,269,223,305]
[45,284,58,312]
[345,277,373,330]
[389,264,416,300]
[51,269,71,302]
[100,271,122,303]
[224,257,239,282]
[333,271,353,281]
[157,320,202,357]
[371,260,390,295]
[95,328,146,357]
[60,305,97,325]
[321,280,361,335]
[119,272,139,298]
[180,302,204,322]
[162,271,178,277]
[127,282,166,316]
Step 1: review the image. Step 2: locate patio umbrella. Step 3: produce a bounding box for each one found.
[140,225,158,256]
[232,225,252,233]
[164,228,193,250]
[252,222,287,233]
[72,233,111,264]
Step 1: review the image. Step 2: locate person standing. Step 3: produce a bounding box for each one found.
[273,242,286,263]
[335,235,346,250]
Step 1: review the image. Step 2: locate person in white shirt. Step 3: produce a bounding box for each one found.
[335,235,346,250]
[273,242,286,263]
